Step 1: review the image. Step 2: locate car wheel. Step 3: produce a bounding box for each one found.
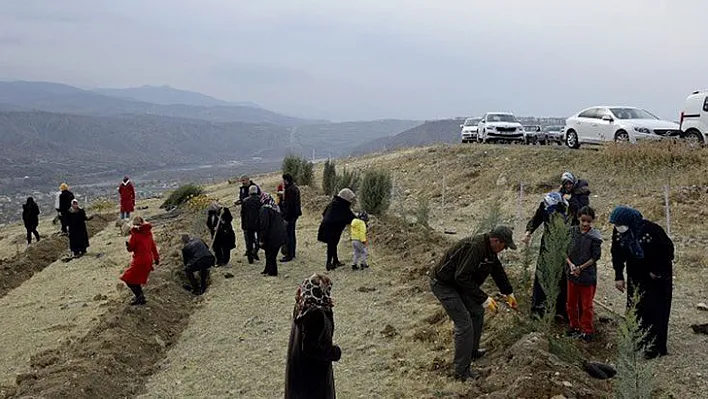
[615,130,630,143]
[539,139,547,146]
[684,129,705,147]
[566,129,580,149]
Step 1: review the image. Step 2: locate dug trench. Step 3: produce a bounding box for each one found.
[0,210,201,399]
[0,215,111,299]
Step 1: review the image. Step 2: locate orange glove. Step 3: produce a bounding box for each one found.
[483,297,499,313]
[505,293,518,310]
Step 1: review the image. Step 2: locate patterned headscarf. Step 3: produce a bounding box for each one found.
[259,192,280,213]
[610,206,645,259]
[294,274,334,320]
[543,192,568,216]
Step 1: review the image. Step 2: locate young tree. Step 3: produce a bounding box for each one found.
[359,169,393,215]
[322,159,337,196]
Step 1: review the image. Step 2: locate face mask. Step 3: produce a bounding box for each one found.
[616,225,629,234]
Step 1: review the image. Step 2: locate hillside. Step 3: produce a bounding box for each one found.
[93,85,260,108]
[0,143,705,398]
[350,118,463,155]
[0,81,318,126]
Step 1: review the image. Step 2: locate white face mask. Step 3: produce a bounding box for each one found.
[616,225,629,234]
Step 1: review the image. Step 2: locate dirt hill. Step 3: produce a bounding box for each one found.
[0,142,706,398]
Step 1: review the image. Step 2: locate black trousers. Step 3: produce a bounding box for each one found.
[628,278,672,355]
[326,230,343,267]
[25,225,40,244]
[264,247,278,276]
[531,273,568,319]
[284,218,298,258]
[244,230,258,259]
[127,284,144,299]
[60,211,69,233]
[213,245,231,265]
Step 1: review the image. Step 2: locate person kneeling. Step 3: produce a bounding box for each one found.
[181,234,215,295]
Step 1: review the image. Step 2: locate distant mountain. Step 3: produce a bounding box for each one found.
[0,81,322,126]
[350,119,463,155]
[93,85,261,108]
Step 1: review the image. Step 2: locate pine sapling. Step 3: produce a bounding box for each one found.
[614,290,654,399]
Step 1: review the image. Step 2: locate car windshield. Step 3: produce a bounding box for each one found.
[523,125,540,132]
[546,126,562,132]
[487,114,517,122]
[464,118,480,126]
[609,108,659,120]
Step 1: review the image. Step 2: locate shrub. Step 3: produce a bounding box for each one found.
[322,159,337,196]
[359,169,393,215]
[161,184,204,209]
[88,198,115,213]
[335,167,361,194]
[536,213,571,328]
[415,197,430,228]
[282,155,314,186]
[614,290,654,399]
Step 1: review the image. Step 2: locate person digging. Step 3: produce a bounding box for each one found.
[429,225,518,381]
[181,234,215,295]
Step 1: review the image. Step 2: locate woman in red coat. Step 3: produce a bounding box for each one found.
[120,216,159,305]
[119,176,136,220]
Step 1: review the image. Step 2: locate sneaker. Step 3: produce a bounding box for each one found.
[580,333,594,342]
[248,257,254,265]
[280,257,293,263]
[453,369,479,382]
[361,263,369,269]
[352,264,360,270]
[565,328,581,338]
[253,253,260,261]
[333,261,345,268]
[130,297,146,306]
[472,348,487,360]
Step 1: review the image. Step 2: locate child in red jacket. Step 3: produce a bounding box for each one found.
[120,216,159,305]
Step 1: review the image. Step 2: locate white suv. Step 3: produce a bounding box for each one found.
[680,90,708,145]
[460,117,480,143]
[477,112,524,143]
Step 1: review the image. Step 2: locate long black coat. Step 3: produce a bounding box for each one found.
[317,196,355,244]
[66,208,89,253]
[259,206,286,250]
[213,209,236,250]
[22,202,40,229]
[281,183,302,222]
[58,190,75,213]
[561,179,590,225]
[241,194,261,231]
[285,308,341,399]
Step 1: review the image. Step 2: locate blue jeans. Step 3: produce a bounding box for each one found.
[120,211,131,219]
[284,218,297,258]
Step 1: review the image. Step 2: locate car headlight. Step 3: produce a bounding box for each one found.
[633,127,650,134]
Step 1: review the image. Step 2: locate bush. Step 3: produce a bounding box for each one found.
[322,159,337,196]
[282,155,314,186]
[161,184,204,209]
[415,197,430,228]
[614,290,654,399]
[359,169,392,215]
[88,198,115,213]
[335,167,361,194]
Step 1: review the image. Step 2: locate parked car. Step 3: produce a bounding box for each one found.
[477,112,525,144]
[544,125,564,144]
[522,125,546,145]
[460,117,481,143]
[564,106,681,148]
[680,90,708,145]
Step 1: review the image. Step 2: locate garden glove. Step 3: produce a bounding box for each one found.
[505,293,518,310]
[483,297,499,313]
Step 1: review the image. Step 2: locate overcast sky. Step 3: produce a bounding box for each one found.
[1,0,705,121]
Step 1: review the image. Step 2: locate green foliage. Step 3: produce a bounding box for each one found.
[161,184,204,209]
[322,159,337,196]
[536,213,571,328]
[472,201,503,236]
[359,169,393,215]
[520,232,540,290]
[282,155,314,186]
[335,167,362,194]
[548,335,583,365]
[415,197,431,228]
[614,290,654,399]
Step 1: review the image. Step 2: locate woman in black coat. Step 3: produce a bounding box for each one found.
[22,197,41,245]
[212,207,236,266]
[66,199,90,257]
[610,206,674,359]
[259,193,286,276]
[285,273,341,399]
[317,188,356,271]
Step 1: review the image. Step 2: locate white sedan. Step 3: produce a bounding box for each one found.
[564,106,681,148]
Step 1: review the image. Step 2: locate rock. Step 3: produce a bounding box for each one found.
[496,175,508,187]
[562,381,573,388]
[551,395,567,399]
[155,335,167,348]
[93,294,108,301]
[443,228,457,235]
[691,323,708,335]
[381,324,398,338]
[224,273,235,279]
[697,302,708,311]
[357,286,377,293]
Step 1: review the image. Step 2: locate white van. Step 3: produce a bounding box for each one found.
[680,90,708,144]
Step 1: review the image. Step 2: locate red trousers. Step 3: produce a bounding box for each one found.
[566,281,596,334]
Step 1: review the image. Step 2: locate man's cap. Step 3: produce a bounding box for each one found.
[249,185,259,195]
[490,225,517,250]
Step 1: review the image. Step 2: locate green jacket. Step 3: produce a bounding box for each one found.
[430,234,513,304]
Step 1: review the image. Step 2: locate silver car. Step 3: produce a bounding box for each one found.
[544,125,565,144]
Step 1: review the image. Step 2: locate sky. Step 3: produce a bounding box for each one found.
[1,0,706,121]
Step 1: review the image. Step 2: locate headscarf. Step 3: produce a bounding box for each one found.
[260,192,280,213]
[561,172,577,186]
[294,274,334,320]
[609,206,645,259]
[543,192,568,217]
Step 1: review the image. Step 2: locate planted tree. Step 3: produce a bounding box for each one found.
[359,169,393,215]
[282,155,314,186]
[322,159,337,196]
[614,290,654,399]
[536,213,571,328]
[161,184,204,209]
[335,167,362,194]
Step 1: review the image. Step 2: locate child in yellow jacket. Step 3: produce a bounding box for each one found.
[351,212,369,270]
